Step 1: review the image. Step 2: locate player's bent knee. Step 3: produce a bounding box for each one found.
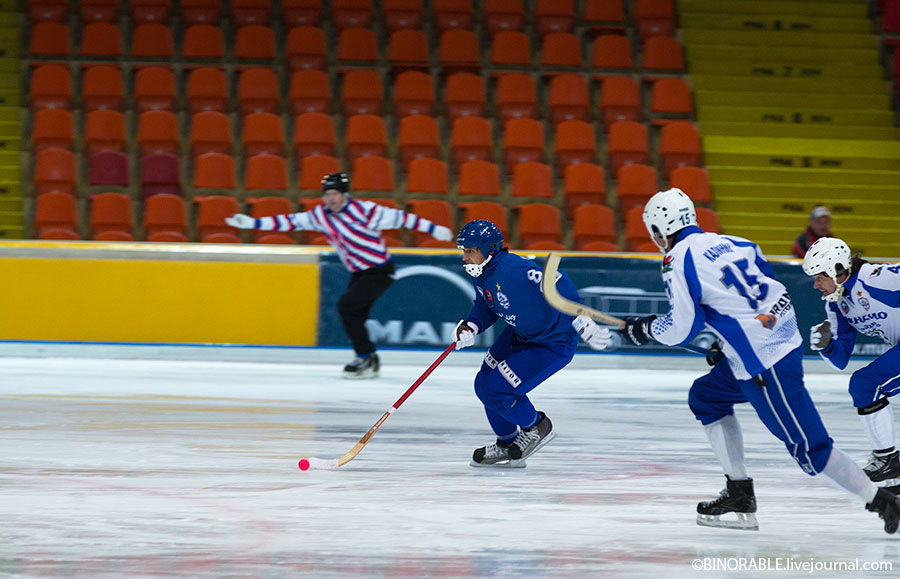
[849,372,880,408]
[473,372,517,412]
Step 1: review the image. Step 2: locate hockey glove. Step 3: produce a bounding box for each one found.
[453,320,479,350]
[622,315,656,347]
[225,213,256,229]
[706,341,725,367]
[432,225,454,241]
[810,320,832,351]
[572,316,611,350]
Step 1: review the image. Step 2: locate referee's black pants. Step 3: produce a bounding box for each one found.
[337,261,395,356]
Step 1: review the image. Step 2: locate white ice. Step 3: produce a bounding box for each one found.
[1,349,898,578]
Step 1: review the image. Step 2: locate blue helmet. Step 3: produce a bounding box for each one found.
[457,219,504,257]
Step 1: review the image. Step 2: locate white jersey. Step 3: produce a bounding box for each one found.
[650,227,802,380]
[820,262,900,370]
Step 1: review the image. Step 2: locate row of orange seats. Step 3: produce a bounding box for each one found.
[27,0,673,41]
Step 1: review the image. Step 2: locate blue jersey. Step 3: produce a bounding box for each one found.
[464,251,580,348]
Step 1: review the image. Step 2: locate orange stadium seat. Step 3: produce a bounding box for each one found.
[80,0,118,22]
[407,199,453,246]
[285,26,327,71]
[181,0,221,25]
[650,77,693,124]
[80,22,121,58]
[659,121,702,178]
[670,166,711,204]
[143,193,188,241]
[89,192,133,239]
[535,0,575,37]
[351,155,395,192]
[633,241,660,253]
[337,27,378,65]
[148,230,190,242]
[34,191,78,238]
[33,147,77,194]
[450,116,493,168]
[457,160,500,197]
[193,152,237,189]
[140,152,181,198]
[517,204,561,247]
[606,120,649,174]
[344,114,388,160]
[524,240,565,250]
[584,0,626,36]
[31,108,74,151]
[590,34,633,72]
[387,29,430,74]
[137,109,179,156]
[131,23,174,59]
[234,25,276,61]
[383,0,423,32]
[548,73,590,122]
[237,68,279,115]
[29,65,72,110]
[696,208,720,233]
[459,201,508,239]
[616,163,658,212]
[289,69,331,115]
[581,241,621,252]
[245,154,288,190]
[563,162,605,211]
[438,29,481,76]
[495,73,537,120]
[248,198,297,244]
[282,0,322,26]
[573,204,616,248]
[93,230,134,241]
[84,109,126,156]
[599,76,640,131]
[231,0,270,26]
[490,31,531,68]
[444,73,486,119]
[625,207,651,249]
[299,155,340,189]
[397,115,440,169]
[88,150,129,186]
[81,65,123,111]
[28,0,67,22]
[130,0,170,24]
[183,24,224,59]
[293,112,336,159]
[433,0,474,32]
[341,69,384,116]
[502,118,545,172]
[189,111,232,156]
[406,158,449,195]
[186,67,228,113]
[554,119,597,170]
[485,0,524,34]
[242,112,285,157]
[642,36,685,74]
[332,0,373,30]
[393,71,436,118]
[541,32,581,69]
[510,161,553,198]
[635,0,675,42]
[195,195,241,240]
[134,67,176,112]
[29,21,70,56]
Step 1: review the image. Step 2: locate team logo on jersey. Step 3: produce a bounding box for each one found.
[858,294,870,311]
[484,289,494,302]
[496,289,510,309]
[755,314,776,329]
[840,301,850,315]
[872,266,883,277]
[662,255,674,273]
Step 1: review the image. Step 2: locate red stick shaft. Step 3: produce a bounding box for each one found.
[391,343,455,410]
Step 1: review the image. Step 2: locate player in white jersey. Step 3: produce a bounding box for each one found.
[620,188,900,533]
[802,237,900,485]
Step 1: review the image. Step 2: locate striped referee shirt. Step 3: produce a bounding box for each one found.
[252,199,440,272]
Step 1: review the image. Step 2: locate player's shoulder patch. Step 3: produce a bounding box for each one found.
[661,253,675,273]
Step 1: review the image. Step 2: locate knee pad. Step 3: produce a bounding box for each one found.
[858,397,890,416]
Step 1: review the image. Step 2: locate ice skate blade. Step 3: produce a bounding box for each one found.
[342,369,379,380]
[877,478,900,488]
[514,431,557,461]
[696,513,759,531]
[469,459,527,469]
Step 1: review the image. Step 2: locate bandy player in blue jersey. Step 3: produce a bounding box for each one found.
[452,220,611,468]
[620,188,900,533]
[803,237,900,485]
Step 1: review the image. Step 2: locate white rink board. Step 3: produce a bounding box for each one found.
[1,350,898,578]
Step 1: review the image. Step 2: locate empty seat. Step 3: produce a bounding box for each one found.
[670,166,711,204]
[696,208,720,233]
[193,152,237,189]
[29,21,70,56]
[554,119,597,170]
[84,109,126,155]
[642,36,684,74]
[237,68,279,115]
[29,65,72,110]
[541,32,581,68]
[289,69,331,114]
[536,0,575,36]
[606,120,649,174]
[189,111,232,156]
[181,0,221,25]
[490,31,531,68]
[231,0,270,26]
[34,191,78,238]
[242,112,285,157]
[450,116,492,168]
[134,66,176,112]
[333,0,373,30]
[186,67,228,113]
[183,24,224,59]
[131,22,174,59]
[89,192,133,239]
[635,0,675,42]
[246,154,288,190]
[387,29,430,74]
[81,65,123,111]
[351,155,394,192]
[137,110,179,156]
[195,195,241,240]
[81,0,118,23]
[143,193,188,240]
[517,203,561,247]
[581,240,621,252]
[131,0,171,24]
[140,152,181,198]
[502,118,545,172]
[299,155,340,189]
[234,25,276,60]
[282,0,322,26]
[444,72,486,119]
[650,78,693,124]
[341,69,384,116]
[247,196,296,243]
[438,29,480,75]
[80,22,121,57]
[336,27,378,64]
[573,204,616,248]
[88,150,129,187]
[433,0,474,32]
[406,158,449,195]
[293,112,336,159]
[459,201,508,239]
[563,163,606,211]
[484,0,525,34]
[32,108,74,151]
[33,147,77,194]
[344,114,388,160]
[457,160,500,197]
[616,163,658,212]
[383,0,423,32]
[406,199,453,246]
[495,73,537,120]
[510,161,553,198]
[599,76,640,131]
[659,121,701,179]
[584,0,626,32]
[285,26,327,70]
[397,115,440,169]
[28,0,68,23]
[548,73,590,122]
[590,34,633,71]
[625,207,651,249]
[393,71,436,118]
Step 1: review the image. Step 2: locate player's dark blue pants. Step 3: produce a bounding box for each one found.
[474,326,575,441]
[688,346,834,475]
[849,342,900,409]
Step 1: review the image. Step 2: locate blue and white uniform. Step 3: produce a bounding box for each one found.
[651,225,832,475]
[816,262,900,409]
[463,250,580,441]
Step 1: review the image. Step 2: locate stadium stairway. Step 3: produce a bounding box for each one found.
[680,0,900,257]
[0,0,22,239]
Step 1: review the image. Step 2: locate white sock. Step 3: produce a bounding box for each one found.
[704,414,748,480]
[822,447,877,503]
[859,404,896,454]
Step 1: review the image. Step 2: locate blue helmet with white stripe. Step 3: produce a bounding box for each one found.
[457,220,503,257]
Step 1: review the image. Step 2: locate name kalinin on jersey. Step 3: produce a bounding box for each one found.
[702,242,735,262]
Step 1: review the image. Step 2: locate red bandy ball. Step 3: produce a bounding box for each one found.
[298,459,310,471]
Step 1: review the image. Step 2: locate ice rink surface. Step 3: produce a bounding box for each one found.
[1,349,899,578]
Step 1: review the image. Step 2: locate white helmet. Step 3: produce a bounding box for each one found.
[802,237,852,302]
[643,188,696,251]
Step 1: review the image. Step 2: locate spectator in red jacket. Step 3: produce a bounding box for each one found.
[792,206,833,258]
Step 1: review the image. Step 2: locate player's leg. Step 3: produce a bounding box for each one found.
[848,344,900,484]
[337,262,395,378]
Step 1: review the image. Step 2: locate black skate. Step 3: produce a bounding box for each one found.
[696,476,759,531]
[863,450,900,486]
[343,353,379,379]
[470,441,525,469]
[507,412,556,462]
[866,487,900,534]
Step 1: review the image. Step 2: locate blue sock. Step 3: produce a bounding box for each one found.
[358,353,371,358]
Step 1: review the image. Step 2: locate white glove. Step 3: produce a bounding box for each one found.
[572,315,611,350]
[453,320,478,350]
[225,213,256,229]
[809,320,832,351]
[432,225,453,241]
